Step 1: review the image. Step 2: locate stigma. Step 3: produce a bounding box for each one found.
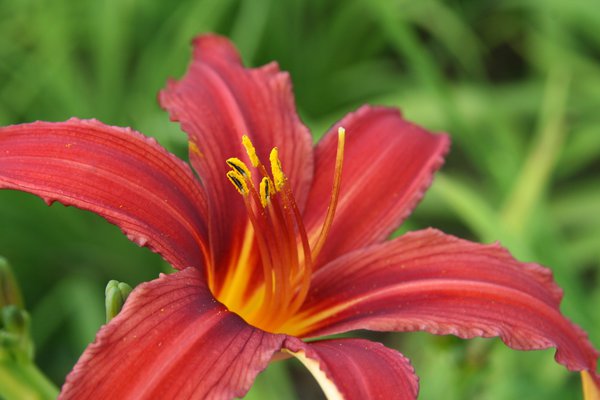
[216,128,346,333]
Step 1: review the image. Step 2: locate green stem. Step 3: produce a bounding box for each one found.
[0,357,59,400]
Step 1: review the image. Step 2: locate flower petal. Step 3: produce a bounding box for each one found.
[303,106,449,266]
[159,35,313,285]
[284,337,418,400]
[289,229,599,380]
[0,119,208,271]
[61,268,286,399]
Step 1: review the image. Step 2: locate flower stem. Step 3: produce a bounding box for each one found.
[0,356,59,400]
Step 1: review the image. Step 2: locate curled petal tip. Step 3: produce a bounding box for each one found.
[191,34,242,63]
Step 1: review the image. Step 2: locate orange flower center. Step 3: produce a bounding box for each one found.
[212,129,345,334]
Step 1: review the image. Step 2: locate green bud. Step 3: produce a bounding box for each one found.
[105,280,133,322]
[2,305,29,335]
[0,330,20,348]
[1,306,34,362]
[0,257,24,308]
[117,282,132,299]
[0,260,33,363]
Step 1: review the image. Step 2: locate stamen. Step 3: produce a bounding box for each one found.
[226,157,252,179]
[219,130,346,333]
[226,145,289,324]
[259,177,270,208]
[269,148,286,191]
[239,195,274,314]
[226,170,248,195]
[311,127,346,261]
[279,183,314,315]
[242,135,260,167]
[228,172,277,312]
[265,183,314,325]
[261,202,293,325]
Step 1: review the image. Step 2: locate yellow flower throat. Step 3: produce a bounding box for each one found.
[211,128,345,334]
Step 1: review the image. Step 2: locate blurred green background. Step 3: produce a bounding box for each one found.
[0,0,599,398]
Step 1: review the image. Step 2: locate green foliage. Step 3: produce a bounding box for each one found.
[0,0,598,398]
[0,258,59,399]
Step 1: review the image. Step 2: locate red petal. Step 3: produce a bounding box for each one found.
[159,35,313,285]
[61,268,286,399]
[303,106,449,266]
[284,337,418,400]
[0,119,208,271]
[291,229,599,380]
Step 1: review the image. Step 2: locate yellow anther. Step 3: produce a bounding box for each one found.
[226,157,252,179]
[226,170,249,195]
[242,135,260,167]
[269,147,286,191]
[259,177,271,208]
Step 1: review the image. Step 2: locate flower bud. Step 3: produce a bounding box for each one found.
[0,257,23,308]
[0,305,33,362]
[2,305,29,335]
[105,280,133,322]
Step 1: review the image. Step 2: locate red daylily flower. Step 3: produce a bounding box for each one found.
[1,34,599,399]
